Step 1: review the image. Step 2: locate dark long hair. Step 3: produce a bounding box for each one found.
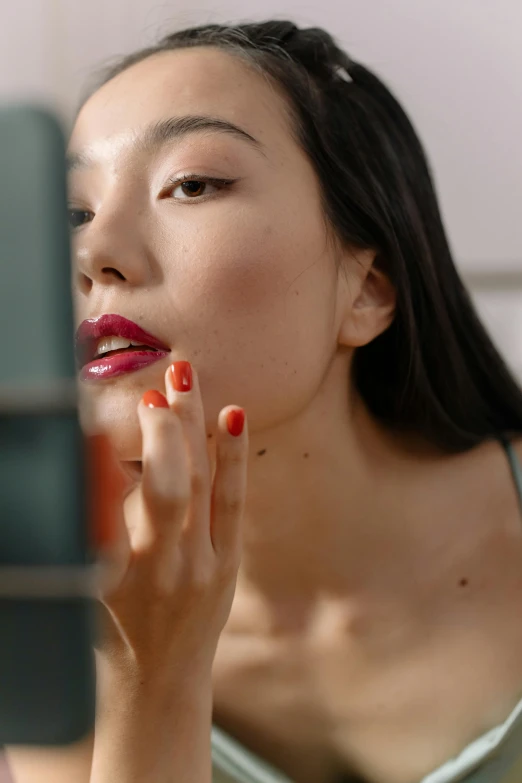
[80,20,522,452]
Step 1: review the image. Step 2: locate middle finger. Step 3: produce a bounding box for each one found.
[165,361,212,554]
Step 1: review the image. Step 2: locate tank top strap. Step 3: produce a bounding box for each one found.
[499,435,522,519]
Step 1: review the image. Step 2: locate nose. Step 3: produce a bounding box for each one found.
[73,198,153,296]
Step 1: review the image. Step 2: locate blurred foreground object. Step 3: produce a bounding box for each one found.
[0,105,117,746]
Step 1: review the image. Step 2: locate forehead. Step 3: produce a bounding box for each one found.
[70,47,293,154]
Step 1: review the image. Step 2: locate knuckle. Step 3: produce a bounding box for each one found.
[176,405,200,428]
[218,556,240,583]
[190,470,207,497]
[215,493,243,516]
[173,484,191,506]
[221,448,244,467]
[150,413,180,440]
[173,490,193,510]
[143,478,189,510]
[187,564,212,594]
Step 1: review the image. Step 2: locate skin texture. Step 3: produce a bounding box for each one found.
[68,45,402,609]
[64,46,522,783]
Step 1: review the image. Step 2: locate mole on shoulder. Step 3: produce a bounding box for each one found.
[257,449,267,456]
[303,452,309,458]
[459,578,469,587]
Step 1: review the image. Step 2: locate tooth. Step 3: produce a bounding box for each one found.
[94,336,157,358]
[95,336,132,357]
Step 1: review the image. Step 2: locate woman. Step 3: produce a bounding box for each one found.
[5,19,522,783]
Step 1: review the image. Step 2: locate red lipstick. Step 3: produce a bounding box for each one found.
[75,314,171,382]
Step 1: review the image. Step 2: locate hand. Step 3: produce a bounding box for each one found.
[92,361,248,689]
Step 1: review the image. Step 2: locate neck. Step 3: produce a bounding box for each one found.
[210,353,446,635]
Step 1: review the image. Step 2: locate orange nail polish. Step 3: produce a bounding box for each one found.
[170,361,193,392]
[227,409,245,437]
[142,389,169,408]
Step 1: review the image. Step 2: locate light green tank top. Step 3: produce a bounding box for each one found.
[211,437,522,783]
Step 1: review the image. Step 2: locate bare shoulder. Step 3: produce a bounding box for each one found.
[511,435,522,465]
[494,434,522,571]
[459,434,522,521]
[504,434,522,510]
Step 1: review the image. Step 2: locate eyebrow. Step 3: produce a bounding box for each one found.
[66,114,265,171]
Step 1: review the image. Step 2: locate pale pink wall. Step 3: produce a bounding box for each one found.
[0,0,520,379]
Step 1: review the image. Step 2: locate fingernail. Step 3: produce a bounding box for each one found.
[142,390,169,408]
[170,361,193,392]
[227,408,245,437]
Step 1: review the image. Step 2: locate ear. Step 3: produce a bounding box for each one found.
[336,251,396,348]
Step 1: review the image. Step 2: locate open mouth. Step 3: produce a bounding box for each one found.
[83,338,159,367]
[75,315,171,370]
[99,347,157,359]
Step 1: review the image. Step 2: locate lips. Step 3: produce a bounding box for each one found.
[75,314,171,378]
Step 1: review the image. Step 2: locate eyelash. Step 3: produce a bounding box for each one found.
[163,174,237,201]
[67,174,237,230]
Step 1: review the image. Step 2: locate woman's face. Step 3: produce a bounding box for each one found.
[68,46,350,462]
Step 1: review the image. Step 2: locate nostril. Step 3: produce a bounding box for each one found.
[102,267,126,281]
[75,271,93,294]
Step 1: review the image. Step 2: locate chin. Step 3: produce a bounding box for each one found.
[78,383,144,462]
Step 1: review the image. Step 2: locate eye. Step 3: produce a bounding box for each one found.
[68,209,93,229]
[165,176,235,202]
[172,180,217,199]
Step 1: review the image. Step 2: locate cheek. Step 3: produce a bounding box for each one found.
[170,197,329,317]
[163,207,336,428]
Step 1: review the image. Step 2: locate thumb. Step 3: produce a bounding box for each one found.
[84,433,131,597]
